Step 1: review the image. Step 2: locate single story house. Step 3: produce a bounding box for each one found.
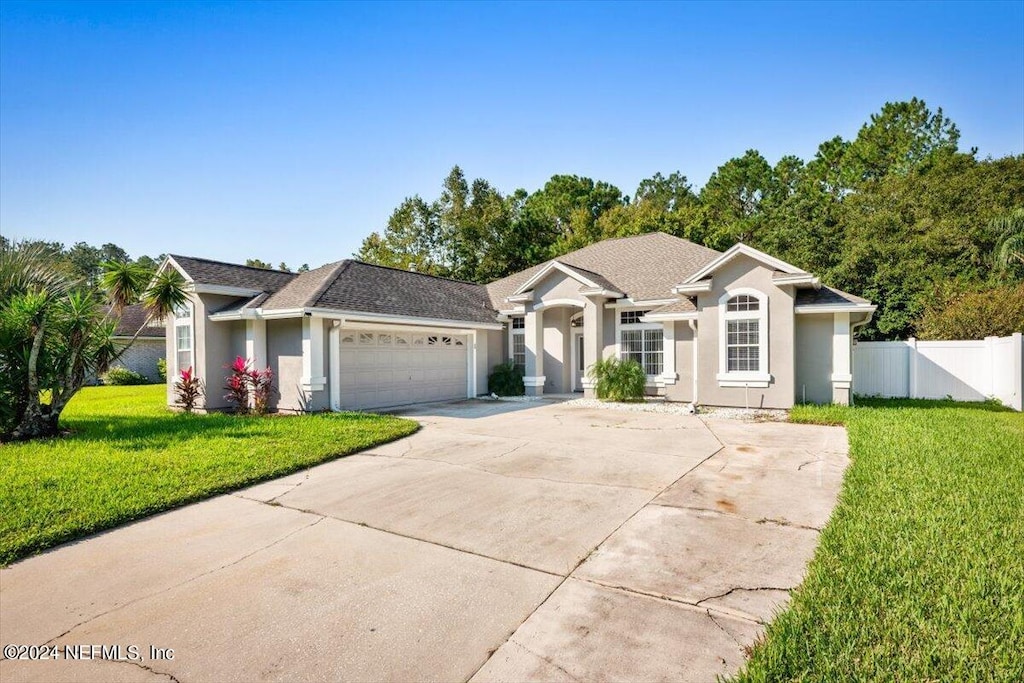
[102,304,166,382]
[160,232,875,412]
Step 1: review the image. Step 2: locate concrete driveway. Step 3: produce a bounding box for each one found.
[0,400,848,683]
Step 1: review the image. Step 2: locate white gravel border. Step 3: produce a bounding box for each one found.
[560,397,789,422]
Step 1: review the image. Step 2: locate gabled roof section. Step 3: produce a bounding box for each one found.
[107,304,165,338]
[261,261,348,310]
[511,261,621,297]
[795,285,871,307]
[678,243,806,285]
[486,232,721,307]
[168,255,297,293]
[262,260,498,325]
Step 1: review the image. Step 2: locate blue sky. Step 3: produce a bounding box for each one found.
[2,1,1022,267]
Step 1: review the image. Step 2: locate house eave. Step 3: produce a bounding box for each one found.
[579,287,624,298]
[512,261,606,296]
[641,311,698,322]
[773,273,821,288]
[189,283,263,297]
[795,304,877,314]
[211,306,504,330]
[682,243,807,284]
[671,281,712,295]
[605,298,680,309]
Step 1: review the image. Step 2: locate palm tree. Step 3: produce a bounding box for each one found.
[992,208,1024,276]
[1,245,186,440]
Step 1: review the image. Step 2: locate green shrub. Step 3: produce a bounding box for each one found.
[102,367,149,385]
[157,358,167,382]
[588,357,646,402]
[488,360,525,396]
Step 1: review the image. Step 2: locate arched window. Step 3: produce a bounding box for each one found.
[718,289,770,386]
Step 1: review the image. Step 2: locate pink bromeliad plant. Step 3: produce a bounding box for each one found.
[174,367,203,413]
[224,356,276,416]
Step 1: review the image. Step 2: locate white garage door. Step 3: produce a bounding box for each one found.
[338,329,468,410]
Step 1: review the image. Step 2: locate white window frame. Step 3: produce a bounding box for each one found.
[616,309,663,381]
[508,316,525,372]
[717,287,770,387]
[173,301,194,377]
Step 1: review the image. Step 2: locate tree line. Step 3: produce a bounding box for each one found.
[357,99,1024,340]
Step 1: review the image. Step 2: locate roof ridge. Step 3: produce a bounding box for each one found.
[349,259,486,287]
[169,254,300,277]
[305,260,352,308]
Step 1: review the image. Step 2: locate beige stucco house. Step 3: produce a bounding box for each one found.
[161,233,874,412]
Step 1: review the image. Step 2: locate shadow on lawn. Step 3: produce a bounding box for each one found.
[62,411,397,448]
[854,397,1018,413]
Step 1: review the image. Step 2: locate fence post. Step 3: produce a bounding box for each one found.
[907,337,918,399]
[984,336,997,399]
[1013,333,1023,412]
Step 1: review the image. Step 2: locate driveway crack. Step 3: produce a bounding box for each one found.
[41,517,324,647]
[695,585,793,607]
[111,658,181,683]
[506,638,583,682]
[706,609,745,650]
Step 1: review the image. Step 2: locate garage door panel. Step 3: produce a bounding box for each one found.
[339,330,468,410]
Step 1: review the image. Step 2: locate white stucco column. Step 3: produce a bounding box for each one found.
[245,318,267,369]
[661,321,677,385]
[524,307,545,396]
[301,315,326,396]
[831,312,852,405]
[580,297,605,398]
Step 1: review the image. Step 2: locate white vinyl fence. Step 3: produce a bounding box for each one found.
[853,333,1023,411]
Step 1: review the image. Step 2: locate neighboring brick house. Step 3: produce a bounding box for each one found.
[108,304,166,382]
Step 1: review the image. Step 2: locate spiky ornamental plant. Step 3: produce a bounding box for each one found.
[224,356,252,414]
[0,245,186,440]
[174,367,203,413]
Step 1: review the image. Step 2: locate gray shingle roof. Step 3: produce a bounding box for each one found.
[169,255,297,293]
[265,260,498,324]
[647,298,698,315]
[485,232,722,307]
[261,261,347,310]
[109,304,165,338]
[795,286,870,307]
[170,234,869,325]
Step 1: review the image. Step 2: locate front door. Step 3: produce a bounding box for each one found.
[572,332,585,392]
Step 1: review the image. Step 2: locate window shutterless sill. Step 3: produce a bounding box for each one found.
[716,373,771,388]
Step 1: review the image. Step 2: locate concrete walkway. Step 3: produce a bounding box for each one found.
[0,401,849,683]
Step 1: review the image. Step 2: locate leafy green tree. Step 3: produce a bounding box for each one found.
[991,208,1024,278]
[847,97,960,182]
[245,258,273,269]
[0,243,186,440]
[700,149,773,249]
[917,283,1024,340]
[357,195,446,275]
[525,174,625,254]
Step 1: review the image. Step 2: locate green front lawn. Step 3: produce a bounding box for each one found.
[735,398,1024,681]
[0,385,418,565]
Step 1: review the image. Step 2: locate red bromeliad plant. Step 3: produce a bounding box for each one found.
[250,366,275,416]
[174,367,203,413]
[224,356,251,414]
[224,356,276,416]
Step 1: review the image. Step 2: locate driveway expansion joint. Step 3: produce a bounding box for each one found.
[39,515,324,648]
[362,445,657,492]
[250,496,566,578]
